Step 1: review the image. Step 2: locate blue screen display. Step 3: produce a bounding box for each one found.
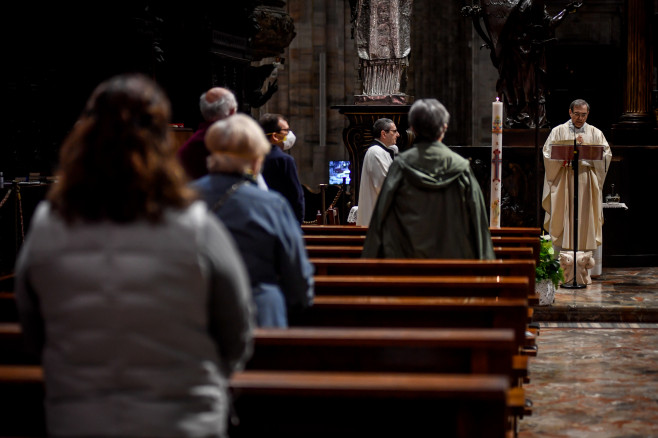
[329,161,351,185]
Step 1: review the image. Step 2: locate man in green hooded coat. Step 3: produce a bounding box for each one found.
[362,98,495,260]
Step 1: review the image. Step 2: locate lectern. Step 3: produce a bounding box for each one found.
[549,140,605,289]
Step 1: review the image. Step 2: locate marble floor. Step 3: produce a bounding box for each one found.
[518,267,658,437]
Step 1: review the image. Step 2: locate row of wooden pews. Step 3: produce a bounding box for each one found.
[302,224,541,239]
[0,225,541,437]
[292,225,542,435]
[0,324,521,437]
[302,225,541,263]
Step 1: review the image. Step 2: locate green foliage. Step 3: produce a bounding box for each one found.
[536,236,564,288]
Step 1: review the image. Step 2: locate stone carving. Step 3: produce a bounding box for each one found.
[462,1,581,128]
[559,250,594,285]
[249,4,297,60]
[350,0,413,104]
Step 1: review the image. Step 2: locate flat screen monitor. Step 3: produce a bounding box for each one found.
[329,161,351,185]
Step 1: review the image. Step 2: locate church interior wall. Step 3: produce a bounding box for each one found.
[1,1,657,272]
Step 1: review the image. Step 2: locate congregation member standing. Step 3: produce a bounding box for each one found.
[177,86,238,180]
[356,118,399,226]
[362,98,494,259]
[259,113,305,223]
[193,114,314,327]
[15,74,254,438]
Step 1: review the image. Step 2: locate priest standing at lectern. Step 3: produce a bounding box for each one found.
[542,99,612,256]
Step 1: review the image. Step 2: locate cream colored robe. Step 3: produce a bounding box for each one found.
[356,141,397,226]
[542,121,612,250]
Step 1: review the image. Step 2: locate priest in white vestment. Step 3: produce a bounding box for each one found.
[542,99,612,252]
[356,118,400,226]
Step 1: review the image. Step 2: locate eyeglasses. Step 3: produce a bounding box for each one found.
[386,129,398,133]
[279,128,291,133]
[572,112,588,118]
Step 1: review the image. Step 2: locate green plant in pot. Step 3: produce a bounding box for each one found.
[535,236,564,305]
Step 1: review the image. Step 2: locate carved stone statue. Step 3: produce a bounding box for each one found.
[462,1,581,128]
[350,0,413,104]
[559,250,594,285]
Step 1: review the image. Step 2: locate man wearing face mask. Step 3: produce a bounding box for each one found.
[259,113,305,223]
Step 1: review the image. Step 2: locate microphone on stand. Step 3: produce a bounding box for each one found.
[562,121,586,289]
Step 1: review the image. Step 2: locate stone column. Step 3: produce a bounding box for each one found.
[611,0,655,144]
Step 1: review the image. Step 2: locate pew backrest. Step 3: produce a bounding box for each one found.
[229,370,512,438]
[290,295,529,350]
[302,225,541,239]
[310,258,537,304]
[313,274,530,300]
[248,326,518,382]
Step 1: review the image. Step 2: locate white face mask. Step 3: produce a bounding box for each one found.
[282,130,296,151]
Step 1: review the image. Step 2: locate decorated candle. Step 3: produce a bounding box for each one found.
[490,97,503,228]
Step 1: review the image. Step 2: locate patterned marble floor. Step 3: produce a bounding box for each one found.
[518,267,658,437]
[534,267,658,323]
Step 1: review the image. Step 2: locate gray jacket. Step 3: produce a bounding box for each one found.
[15,201,254,437]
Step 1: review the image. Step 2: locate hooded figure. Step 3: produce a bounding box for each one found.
[362,99,494,260]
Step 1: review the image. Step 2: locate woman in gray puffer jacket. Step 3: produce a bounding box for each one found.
[14,74,254,438]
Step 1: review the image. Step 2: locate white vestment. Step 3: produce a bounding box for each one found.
[542,121,612,250]
[356,141,397,226]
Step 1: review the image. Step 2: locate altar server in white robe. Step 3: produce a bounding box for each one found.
[542,99,612,252]
[356,118,400,226]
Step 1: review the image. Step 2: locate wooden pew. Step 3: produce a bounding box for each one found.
[301,225,540,263]
[489,227,541,238]
[0,273,14,289]
[0,323,37,365]
[0,323,522,385]
[311,257,537,300]
[313,274,530,299]
[494,246,535,260]
[302,224,369,235]
[310,274,537,355]
[0,291,17,322]
[305,245,363,258]
[305,244,535,260]
[290,295,528,350]
[247,326,528,403]
[0,365,46,437]
[304,234,539,261]
[491,236,540,263]
[311,257,539,336]
[228,370,512,438]
[302,224,541,239]
[247,326,520,381]
[311,257,535,276]
[0,266,523,434]
[0,284,533,352]
[0,365,513,438]
[289,294,535,402]
[304,234,366,246]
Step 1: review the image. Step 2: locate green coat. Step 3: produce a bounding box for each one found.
[362,140,495,260]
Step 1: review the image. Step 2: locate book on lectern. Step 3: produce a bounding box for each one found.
[548,140,605,161]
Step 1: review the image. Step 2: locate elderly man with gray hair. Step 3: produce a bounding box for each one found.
[191,114,314,327]
[362,98,494,259]
[177,87,238,180]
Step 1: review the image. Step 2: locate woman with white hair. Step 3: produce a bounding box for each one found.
[192,114,314,327]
